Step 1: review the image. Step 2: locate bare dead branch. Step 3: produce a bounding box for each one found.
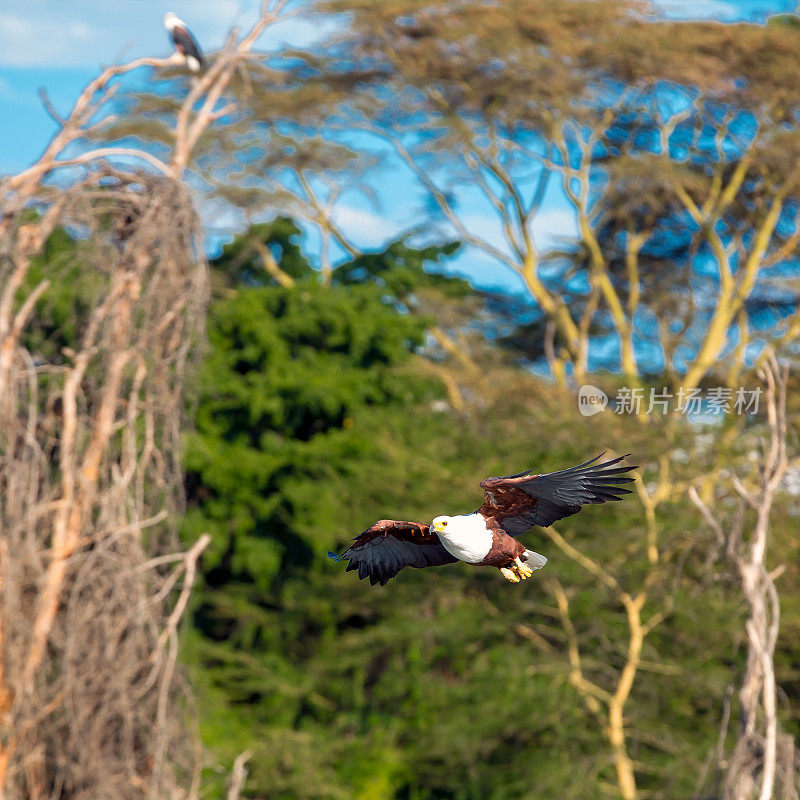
[225,751,252,800]
[690,357,796,800]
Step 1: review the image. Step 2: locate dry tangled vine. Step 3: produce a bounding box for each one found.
[0,167,208,800]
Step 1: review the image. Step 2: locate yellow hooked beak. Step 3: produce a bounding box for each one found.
[432,520,447,533]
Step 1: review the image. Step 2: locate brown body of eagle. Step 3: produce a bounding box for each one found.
[329,453,636,586]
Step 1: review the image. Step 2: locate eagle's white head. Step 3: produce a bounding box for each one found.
[164,12,183,31]
[431,515,454,534]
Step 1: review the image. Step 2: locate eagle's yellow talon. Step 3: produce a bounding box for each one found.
[514,557,533,579]
[500,567,520,583]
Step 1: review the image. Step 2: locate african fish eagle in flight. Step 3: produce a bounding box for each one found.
[164,12,204,73]
[329,453,636,585]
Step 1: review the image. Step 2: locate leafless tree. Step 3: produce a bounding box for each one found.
[690,357,798,800]
[0,3,289,798]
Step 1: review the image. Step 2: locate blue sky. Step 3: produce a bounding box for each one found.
[0,0,797,292]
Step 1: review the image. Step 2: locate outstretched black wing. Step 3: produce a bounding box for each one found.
[329,519,456,586]
[171,25,204,67]
[477,453,636,535]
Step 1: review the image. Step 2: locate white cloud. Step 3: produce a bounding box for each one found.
[457,207,578,253]
[0,0,318,69]
[197,194,246,235]
[531,208,579,245]
[403,206,580,293]
[332,204,408,247]
[648,0,740,21]
[0,11,96,67]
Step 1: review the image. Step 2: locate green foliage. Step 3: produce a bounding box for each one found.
[184,224,459,590]
[333,239,466,299]
[19,224,107,363]
[212,217,313,288]
[187,367,773,800]
[183,223,800,800]
[767,12,800,29]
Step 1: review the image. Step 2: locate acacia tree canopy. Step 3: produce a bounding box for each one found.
[288,0,800,385]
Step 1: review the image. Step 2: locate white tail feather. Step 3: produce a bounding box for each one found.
[523,549,547,570]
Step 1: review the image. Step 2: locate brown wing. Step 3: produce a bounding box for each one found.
[171,25,204,66]
[328,519,456,586]
[477,453,636,535]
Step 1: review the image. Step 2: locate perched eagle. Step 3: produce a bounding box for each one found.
[329,453,635,586]
[164,12,204,73]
